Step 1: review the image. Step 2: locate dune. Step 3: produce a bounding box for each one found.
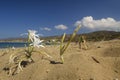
[0,39,120,80]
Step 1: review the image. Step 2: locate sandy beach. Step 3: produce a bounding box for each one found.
[0,39,120,80]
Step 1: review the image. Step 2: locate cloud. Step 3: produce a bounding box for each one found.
[40,27,51,31]
[20,33,28,36]
[38,34,44,36]
[44,27,51,31]
[55,24,68,30]
[75,16,120,31]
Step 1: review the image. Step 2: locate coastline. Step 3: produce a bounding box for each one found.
[0,42,27,49]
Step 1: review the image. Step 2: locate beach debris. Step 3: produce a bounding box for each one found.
[0,49,9,57]
[79,35,88,50]
[3,51,31,76]
[12,46,15,50]
[91,56,100,63]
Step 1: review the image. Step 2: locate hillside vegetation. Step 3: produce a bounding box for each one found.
[0,31,120,42]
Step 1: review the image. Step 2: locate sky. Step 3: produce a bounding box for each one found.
[0,0,120,39]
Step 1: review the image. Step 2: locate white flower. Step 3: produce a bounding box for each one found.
[30,37,45,48]
[28,30,39,42]
[28,30,44,48]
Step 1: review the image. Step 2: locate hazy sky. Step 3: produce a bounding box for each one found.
[0,0,120,38]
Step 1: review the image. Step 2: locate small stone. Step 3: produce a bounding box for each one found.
[46,69,50,73]
[97,46,101,48]
[78,78,83,80]
[113,78,118,80]
[90,78,94,80]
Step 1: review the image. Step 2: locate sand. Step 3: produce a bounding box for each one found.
[0,39,120,80]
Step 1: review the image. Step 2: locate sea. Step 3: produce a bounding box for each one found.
[0,42,27,48]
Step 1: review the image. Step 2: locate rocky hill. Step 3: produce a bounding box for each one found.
[0,31,120,42]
